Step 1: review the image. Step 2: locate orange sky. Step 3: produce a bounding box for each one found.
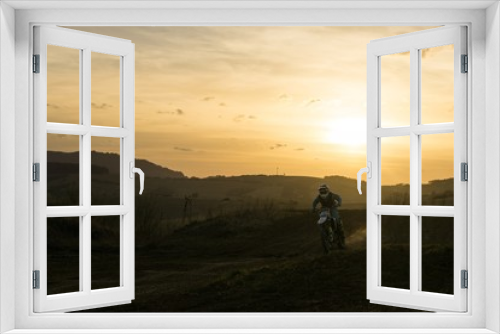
[47,26,454,184]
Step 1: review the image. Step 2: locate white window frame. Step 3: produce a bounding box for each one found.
[1,1,499,333]
[33,25,136,313]
[366,26,468,312]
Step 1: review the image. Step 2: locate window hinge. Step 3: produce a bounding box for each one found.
[461,270,468,289]
[461,54,468,73]
[461,162,468,181]
[33,270,40,289]
[33,54,40,73]
[33,163,40,182]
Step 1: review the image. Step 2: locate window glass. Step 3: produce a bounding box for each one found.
[91,137,121,205]
[381,136,410,205]
[91,52,121,127]
[381,52,410,127]
[381,215,410,290]
[421,133,454,206]
[47,134,80,206]
[92,216,121,290]
[421,45,454,124]
[421,217,454,294]
[47,45,80,124]
[47,217,80,295]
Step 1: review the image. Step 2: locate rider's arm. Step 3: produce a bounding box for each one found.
[312,196,320,211]
[334,193,342,207]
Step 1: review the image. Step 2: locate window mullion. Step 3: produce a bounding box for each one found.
[82,47,92,294]
[78,48,84,293]
[409,47,420,294]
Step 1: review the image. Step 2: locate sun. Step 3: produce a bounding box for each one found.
[325,118,366,146]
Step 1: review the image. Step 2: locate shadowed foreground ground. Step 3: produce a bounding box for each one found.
[53,210,452,313]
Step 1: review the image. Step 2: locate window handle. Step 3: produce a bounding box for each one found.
[129,161,145,195]
[357,162,371,195]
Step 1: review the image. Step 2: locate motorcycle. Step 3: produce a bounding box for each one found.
[317,208,345,253]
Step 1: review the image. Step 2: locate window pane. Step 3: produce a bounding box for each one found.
[47,45,80,124]
[47,217,80,295]
[91,52,121,127]
[421,45,454,124]
[381,215,410,290]
[91,137,121,205]
[421,133,454,206]
[381,136,410,205]
[92,215,121,290]
[47,134,80,206]
[380,51,410,127]
[421,217,454,294]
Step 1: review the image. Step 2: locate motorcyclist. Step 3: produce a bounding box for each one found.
[312,184,345,251]
[313,184,342,218]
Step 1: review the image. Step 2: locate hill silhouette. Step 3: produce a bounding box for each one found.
[48,151,185,179]
[47,150,454,212]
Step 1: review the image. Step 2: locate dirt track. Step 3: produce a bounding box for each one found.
[77,210,450,313]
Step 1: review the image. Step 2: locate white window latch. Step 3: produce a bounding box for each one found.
[357,162,371,195]
[129,161,145,195]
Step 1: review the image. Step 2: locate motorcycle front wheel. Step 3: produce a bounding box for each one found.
[319,223,334,254]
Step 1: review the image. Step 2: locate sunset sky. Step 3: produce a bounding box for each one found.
[47,26,454,184]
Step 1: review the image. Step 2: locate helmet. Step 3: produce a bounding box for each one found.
[318,184,329,195]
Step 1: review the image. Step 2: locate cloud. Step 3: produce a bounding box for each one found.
[202,96,215,101]
[305,99,321,107]
[278,94,294,103]
[174,146,192,152]
[47,103,60,109]
[233,114,246,122]
[92,103,112,109]
[270,143,287,150]
[233,114,256,122]
[157,109,185,116]
[219,102,226,107]
[294,148,305,151]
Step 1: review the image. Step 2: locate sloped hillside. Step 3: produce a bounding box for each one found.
[48,151,186,179]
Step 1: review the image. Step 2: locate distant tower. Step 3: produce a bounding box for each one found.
[182,195,193,224]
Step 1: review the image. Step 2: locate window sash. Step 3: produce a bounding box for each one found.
[366,26,468,312]
[32,25,136,313]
